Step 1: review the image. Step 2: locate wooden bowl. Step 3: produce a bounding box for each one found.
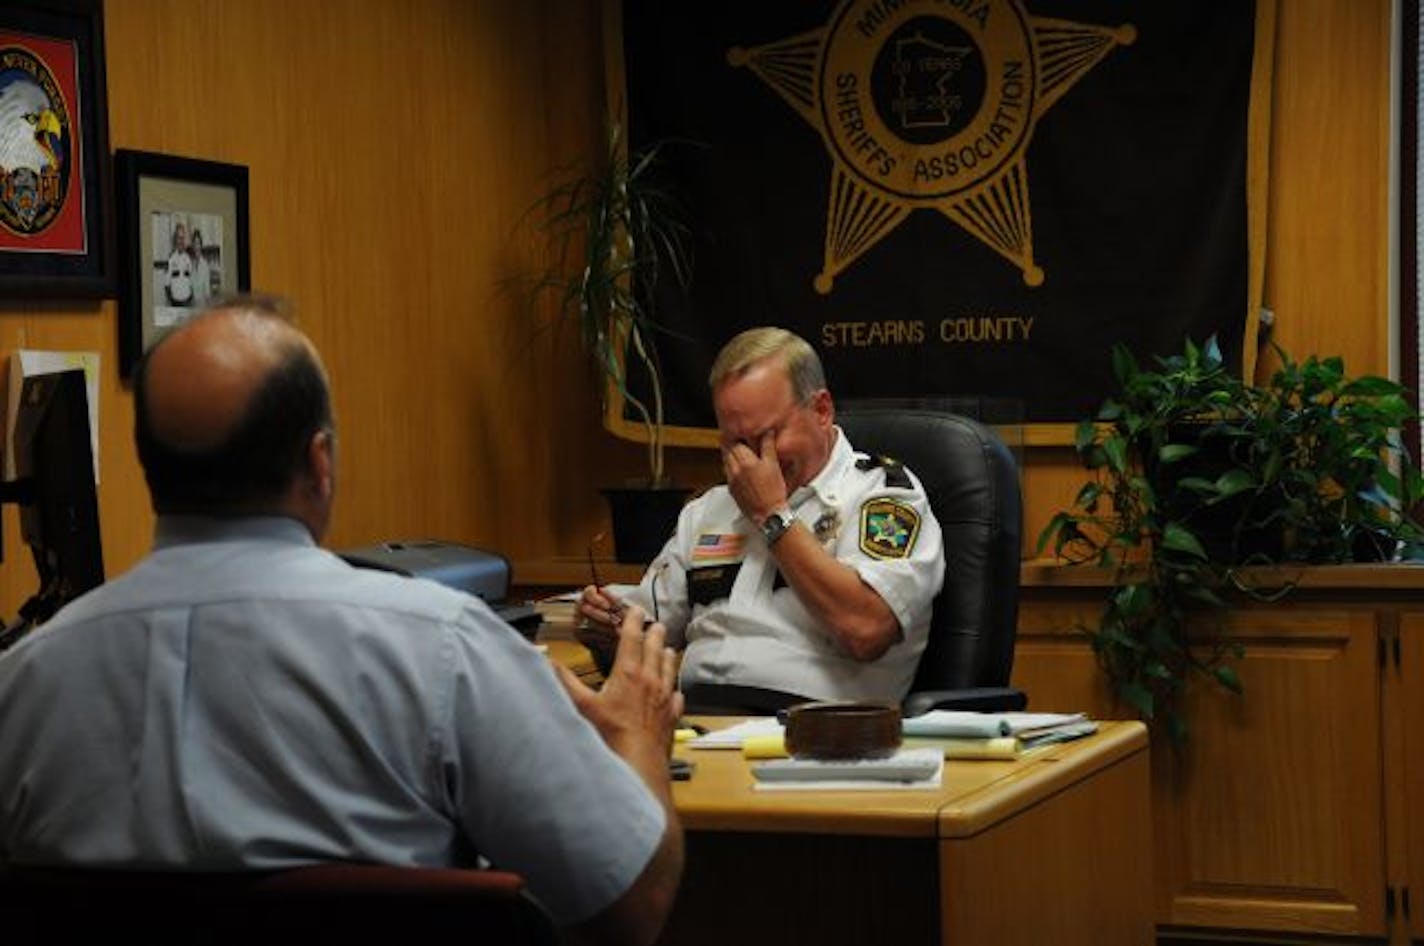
[783,701,902,759]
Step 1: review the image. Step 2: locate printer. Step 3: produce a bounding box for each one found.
[338,539,540,636]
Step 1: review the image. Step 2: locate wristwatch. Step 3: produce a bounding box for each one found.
[760,506,796,546]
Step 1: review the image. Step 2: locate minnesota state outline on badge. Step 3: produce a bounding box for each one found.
[859,498,921,560]
[727,0,1135,291]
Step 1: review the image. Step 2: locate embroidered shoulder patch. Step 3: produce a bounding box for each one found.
[859,498,921,560]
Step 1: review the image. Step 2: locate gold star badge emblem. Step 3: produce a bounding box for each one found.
[728,0,1135,291]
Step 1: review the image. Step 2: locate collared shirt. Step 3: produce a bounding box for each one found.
[0,516,663,926]
[624,428,945,701]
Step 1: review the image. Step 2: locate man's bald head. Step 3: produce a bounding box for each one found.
[144,305,316,450]
[134,296,334,518]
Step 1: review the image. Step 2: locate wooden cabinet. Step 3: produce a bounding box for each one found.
[1015,565,1424,942]
[1395,614,1424,943]
[1159,608,1383,936]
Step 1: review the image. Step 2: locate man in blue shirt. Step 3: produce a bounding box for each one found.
[0,296,683,945]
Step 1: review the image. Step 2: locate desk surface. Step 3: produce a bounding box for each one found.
[538,630,1148,840]
[672,717,1147,840]
[539,637,601,683]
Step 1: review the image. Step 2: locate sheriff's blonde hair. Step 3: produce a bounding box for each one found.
[708,327,826,403]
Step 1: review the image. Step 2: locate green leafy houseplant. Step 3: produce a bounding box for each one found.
[1038,336,1424,741]
[533,120,692,488]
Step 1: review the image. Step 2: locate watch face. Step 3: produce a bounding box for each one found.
[763,510,791,543]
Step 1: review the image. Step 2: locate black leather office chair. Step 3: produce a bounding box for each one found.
[0,863,559,945]
[682,407,1026,717]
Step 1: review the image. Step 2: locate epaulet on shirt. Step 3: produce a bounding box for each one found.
[855,453,912,489]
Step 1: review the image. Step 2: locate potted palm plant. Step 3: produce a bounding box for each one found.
[534,120,694,562]
[1038,336,1424,740]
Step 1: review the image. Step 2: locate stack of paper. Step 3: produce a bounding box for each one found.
[901,710,1098,750]
[684,712,1098,767]
[751,747,944,791]
[535,592,578,626]
[687,717,784,750]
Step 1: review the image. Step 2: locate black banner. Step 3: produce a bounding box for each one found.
[615,0,1265,439]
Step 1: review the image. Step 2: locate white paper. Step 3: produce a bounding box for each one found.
[901,710,1088,739]
[687,716,784,749]
[5,350,101,483]
[753,774,943,791]
[752,748,945,791]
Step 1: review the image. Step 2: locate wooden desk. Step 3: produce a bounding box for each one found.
[538,637,602,686]
[661,719,1152,946]
[534,631,1153,944]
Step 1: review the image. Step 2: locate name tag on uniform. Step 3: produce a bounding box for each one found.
[689,532,744,606]
[688,564,740,605]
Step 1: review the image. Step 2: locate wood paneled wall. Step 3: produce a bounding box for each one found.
[0,0,1394,618]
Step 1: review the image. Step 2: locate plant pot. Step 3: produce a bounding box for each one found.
[600,486,693,565]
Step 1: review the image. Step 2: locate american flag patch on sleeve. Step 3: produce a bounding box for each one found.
[691,532,745,564]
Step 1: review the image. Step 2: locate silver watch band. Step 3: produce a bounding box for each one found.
[762,505,795,546]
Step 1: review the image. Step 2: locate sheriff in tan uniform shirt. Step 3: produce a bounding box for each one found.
[622,428,944,702]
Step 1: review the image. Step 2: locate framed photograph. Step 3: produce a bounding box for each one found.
[0,0,113,297]
[115,149,250,377]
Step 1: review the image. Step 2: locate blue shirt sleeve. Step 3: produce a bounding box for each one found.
[432,602,665,925]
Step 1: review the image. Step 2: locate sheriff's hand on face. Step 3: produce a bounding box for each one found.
[724,430,788,524]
